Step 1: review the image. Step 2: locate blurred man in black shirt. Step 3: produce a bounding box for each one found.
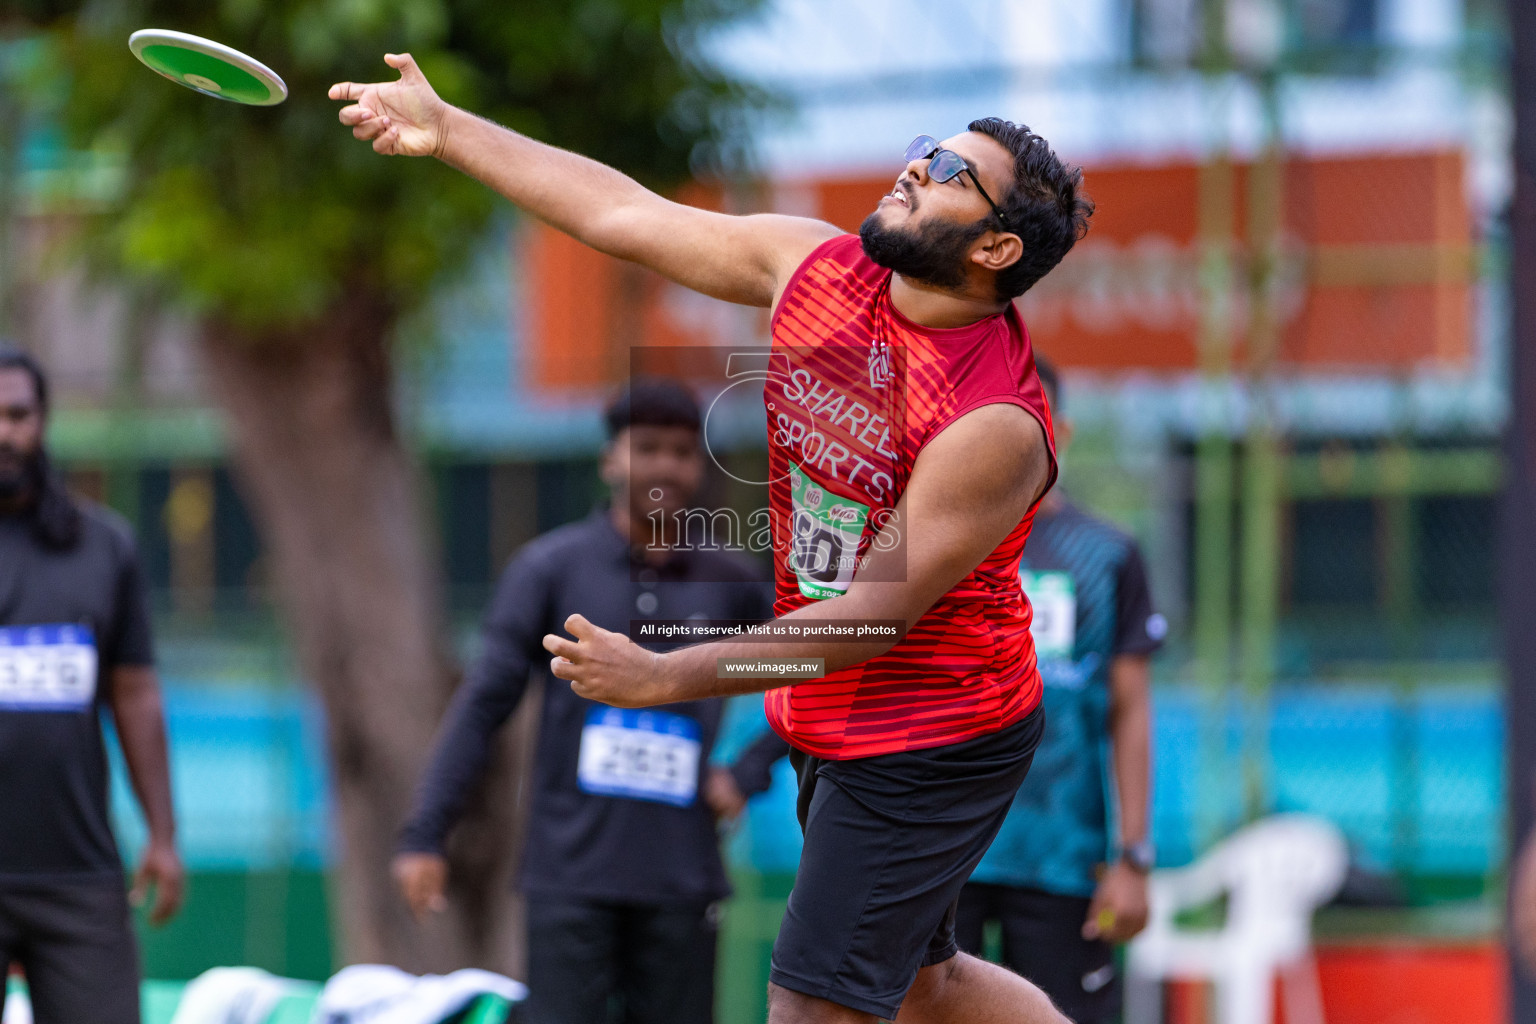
[0,347,182,1024]
[395,379,778,1024]
[958,359,1163,1024]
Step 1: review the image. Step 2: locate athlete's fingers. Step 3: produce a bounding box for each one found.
[128,862,149,908]
[393,855,449,921]
[384,52,419,79]
[706,766,747,821]
[406,875,442,919]
[352,118,387,141]
[564,613,598,640]
[337,103,377,126]
[373,127,400,154]
[550,656,578,680]
[150,868,184,926]
[328,81,368,102]
[1082,903,1114,941]
[395,861,422,916]
[1082,893,1102,938]
[542,634,580,660]
[1110,904,1148,943]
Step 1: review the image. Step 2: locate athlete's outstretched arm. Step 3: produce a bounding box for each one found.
[330,54,839,307]
[543,403,1053,706]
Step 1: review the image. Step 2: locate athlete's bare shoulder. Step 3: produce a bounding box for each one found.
[751,213,843,265]
[746,214,843,308]
[598,201,841,309]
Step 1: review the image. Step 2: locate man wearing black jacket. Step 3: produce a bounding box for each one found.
[394,379,778,1024]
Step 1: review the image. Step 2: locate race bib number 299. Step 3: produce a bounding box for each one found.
[0,624,98,711]
[578,708,702,807]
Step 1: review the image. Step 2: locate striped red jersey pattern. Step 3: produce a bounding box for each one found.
[763,234,1059,760]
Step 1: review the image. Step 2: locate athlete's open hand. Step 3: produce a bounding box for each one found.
[329,53,451,157]
[1083,862,1149,944]
[543,614,669,707]
[130,839,185,927]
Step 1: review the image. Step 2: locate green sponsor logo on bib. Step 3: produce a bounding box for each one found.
[788,460,870,600]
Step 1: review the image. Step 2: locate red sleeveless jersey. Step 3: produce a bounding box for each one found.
[762,234,1059,760]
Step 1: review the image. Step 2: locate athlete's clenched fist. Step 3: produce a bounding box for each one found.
[543,614,671,707]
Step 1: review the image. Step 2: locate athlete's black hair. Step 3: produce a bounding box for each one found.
[604,377,702,440]
[967,118,1094,300]
[1035,355,1060,410]
[0,345,48,413]
[0,345,81,550]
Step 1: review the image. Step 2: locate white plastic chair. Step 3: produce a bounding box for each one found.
[1126,814,1348,1024]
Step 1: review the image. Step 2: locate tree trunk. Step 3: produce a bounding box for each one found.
[198,295,523,973]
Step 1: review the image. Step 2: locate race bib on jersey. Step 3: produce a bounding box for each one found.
[1021,570,1076,661]
[577,707,702,807]
[787,461,871,600]
[0,624,98,711]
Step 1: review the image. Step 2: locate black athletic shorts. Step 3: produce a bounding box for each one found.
[956,883,1118,1024]
[0,878,142,1024]
[769,707,1044,1020]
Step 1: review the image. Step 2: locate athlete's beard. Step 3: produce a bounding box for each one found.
[0,446,42,502]
[859,210,988,291]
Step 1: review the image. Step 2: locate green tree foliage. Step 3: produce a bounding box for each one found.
[22,0,765,327]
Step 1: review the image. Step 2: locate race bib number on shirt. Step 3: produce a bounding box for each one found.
[1021,570,1076,661]
[0,624,98,711]
[577,708,702,807]
[787,461,871,600]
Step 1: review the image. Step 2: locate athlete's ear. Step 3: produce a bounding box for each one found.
[599,425,634,490]
[970,231,1023,275]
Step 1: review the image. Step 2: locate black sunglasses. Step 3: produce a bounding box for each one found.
[904,135,1012,231]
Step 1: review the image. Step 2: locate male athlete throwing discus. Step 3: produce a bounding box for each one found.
[333,55,1091,1024]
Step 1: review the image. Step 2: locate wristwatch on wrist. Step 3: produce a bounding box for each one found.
[1119,840,1156,874]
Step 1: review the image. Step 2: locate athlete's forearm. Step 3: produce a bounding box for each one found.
[652,592,902,702]
[109,667,177,846]
[436,106,655,254]
[1107,654,1152,844]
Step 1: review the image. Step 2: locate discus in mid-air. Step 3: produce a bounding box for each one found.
[128,29,287,106]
